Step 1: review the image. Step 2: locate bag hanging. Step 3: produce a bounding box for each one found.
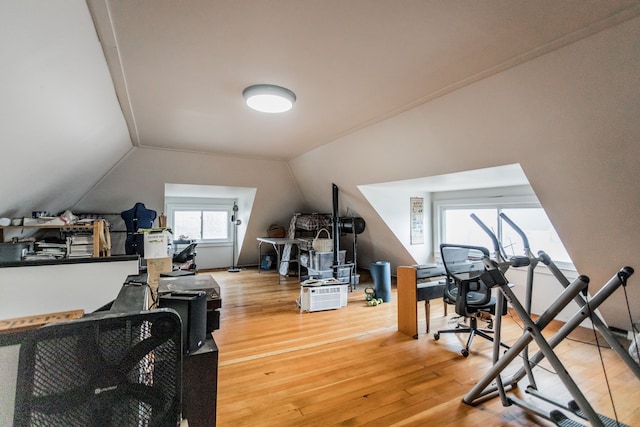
[312,228,333,252]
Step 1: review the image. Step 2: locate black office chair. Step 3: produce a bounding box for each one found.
[173,243,197,271]
[13,309,183,426]
[433,243,507,357]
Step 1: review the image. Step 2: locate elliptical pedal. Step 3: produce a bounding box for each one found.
[567,401,630,427]
[550,410,586,427]
[527,388,629,427]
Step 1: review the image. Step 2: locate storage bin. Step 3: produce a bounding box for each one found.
[0,242,32,262]
[336,266,352,278]
[306,267,333,279]
[310,250,346,270]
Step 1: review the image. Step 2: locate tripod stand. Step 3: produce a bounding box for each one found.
[228,202,241,273]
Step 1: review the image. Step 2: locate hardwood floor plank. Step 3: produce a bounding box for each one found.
[207,268,640,426]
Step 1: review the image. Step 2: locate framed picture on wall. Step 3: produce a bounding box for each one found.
[410,197,424,245]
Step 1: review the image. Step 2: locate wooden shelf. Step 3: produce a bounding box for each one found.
[1,224,93,229]
[0,220,111,257]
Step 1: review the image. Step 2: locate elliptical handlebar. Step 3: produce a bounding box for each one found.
[499,212,530,252]
[470,213,506,261]
[469,213,530,267]
[537,250,552,265]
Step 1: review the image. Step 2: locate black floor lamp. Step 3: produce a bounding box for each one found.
[228,201,241,273]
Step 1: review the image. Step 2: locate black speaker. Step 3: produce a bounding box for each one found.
[207,308,220,332]
[160,291,207,354]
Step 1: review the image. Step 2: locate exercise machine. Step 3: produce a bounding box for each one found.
[464,213,637,426]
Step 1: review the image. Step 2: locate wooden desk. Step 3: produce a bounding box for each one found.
[397,266,447,339]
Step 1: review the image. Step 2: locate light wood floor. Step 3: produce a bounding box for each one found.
[205,268,639,427]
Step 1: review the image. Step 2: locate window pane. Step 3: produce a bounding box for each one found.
[443,208,497,251]
[501,208,572,263]
[203,211,228,239]
[174,211,202,240]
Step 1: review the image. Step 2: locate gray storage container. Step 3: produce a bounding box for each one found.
[0,242,32,262]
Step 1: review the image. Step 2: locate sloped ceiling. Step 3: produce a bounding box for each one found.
[2,2,640,330]
[2,0,639,221]
[87,0,640,160]
[0,1,132,219]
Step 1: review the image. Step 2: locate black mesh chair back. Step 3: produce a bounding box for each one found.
[13,309,182,427]
[440,244,492,317]
[434,244,508,357]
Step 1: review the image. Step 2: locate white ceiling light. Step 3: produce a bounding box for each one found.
[242,84,296,113]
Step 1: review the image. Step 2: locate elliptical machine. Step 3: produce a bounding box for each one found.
[464,213,637,427]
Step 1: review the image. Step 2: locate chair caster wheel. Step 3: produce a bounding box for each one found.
[433,333,440,340]
[461,349,469,357]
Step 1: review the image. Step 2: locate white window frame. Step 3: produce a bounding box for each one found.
[165,197,235,246]
[432,187,575,271]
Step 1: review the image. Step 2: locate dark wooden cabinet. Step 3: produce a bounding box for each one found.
[183,336,218,426]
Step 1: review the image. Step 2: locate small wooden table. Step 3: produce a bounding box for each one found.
[397,266,447,339]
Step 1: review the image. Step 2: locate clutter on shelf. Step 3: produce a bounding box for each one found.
[0,209,113,261]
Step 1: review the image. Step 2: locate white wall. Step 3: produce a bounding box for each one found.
[75,148,306,269]
[0,259,138,319]
[359,185,432,265]
[165,187,257,269]
[289,17,640,330]
[506,266,585,325]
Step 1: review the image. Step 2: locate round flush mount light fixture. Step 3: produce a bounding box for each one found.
[242,84,296,113]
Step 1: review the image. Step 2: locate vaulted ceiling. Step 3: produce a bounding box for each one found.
[87,0,640,160]
[2,1,640,331]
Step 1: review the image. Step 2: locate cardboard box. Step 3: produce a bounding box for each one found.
[143,230,170,259]
[146,257,172,307]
